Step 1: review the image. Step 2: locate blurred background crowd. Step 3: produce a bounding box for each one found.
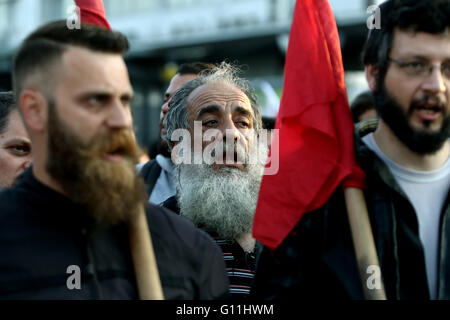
[0,0,384,157]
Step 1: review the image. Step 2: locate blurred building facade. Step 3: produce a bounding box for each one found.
[0,0,380,151]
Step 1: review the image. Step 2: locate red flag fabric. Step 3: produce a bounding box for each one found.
[75,0,111,30]
[252,0,366,250]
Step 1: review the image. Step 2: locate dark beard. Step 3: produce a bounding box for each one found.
[46,103,147,225]
[373,84,450,155]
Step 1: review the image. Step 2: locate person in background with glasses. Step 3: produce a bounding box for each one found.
[252,0,450,300]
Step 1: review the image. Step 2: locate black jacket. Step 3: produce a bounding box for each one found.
[0,168,229,300]
[251,119,450,300]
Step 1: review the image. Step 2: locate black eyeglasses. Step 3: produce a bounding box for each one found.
[388,57,450,79]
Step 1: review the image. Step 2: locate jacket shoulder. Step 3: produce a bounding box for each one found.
[0,188,31,230]
[146,203,213,248]
[252,189,363,299]
[145,204,229,299]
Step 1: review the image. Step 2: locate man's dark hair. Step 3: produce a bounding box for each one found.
[362,0,450,87]
[177,62,216,76]
[350,90,375,123]
[0,92,16,134]
[13,20,129,100]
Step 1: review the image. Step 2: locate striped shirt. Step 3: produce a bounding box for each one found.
[160,197,258,298]
[213,237,258,299]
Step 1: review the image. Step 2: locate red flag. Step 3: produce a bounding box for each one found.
[252,0,366,250]
[75,0,111,30]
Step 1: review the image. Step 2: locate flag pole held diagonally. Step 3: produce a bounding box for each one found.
[252,0,386,299]
[345,188,386,299]
[129,206,164,300]
[75,0,164,300]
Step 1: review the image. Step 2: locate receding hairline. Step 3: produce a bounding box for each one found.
[187,81,254,117]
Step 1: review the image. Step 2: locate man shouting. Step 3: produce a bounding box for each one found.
[164,63,268,298]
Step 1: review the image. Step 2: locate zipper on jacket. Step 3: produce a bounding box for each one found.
[388,194,401,300]
[437,194,450,299]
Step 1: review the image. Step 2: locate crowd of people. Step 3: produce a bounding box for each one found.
[0,0,449,301]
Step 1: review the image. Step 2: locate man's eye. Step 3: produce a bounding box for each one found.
[203,120,218,127]
[89,97,99,104]
[442,64,450,77]
[120,97,132,106]
[88,95,107,106]
[236,121,250,128]
[8,144,31,156]
[405,61,426,70]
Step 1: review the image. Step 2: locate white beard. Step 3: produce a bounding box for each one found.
[175,159,265,240]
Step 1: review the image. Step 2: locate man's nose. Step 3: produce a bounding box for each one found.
[162,101,169,114]
[421,66,447,95]
[107,100,132,129]
[222,118,241,144]
[160,101,169,120]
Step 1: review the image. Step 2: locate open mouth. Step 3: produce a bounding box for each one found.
[222,151,237,164]
[414,104,442,121]
[102,147,126,162]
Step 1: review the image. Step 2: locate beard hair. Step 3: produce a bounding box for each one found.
[46,103,147,225]
[174,139,267,240]
[374,83,450,155]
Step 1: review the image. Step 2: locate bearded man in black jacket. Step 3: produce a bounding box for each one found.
[0,20,228,300]
[252,0,450,300]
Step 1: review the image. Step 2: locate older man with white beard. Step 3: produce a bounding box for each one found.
[163,63,267,298]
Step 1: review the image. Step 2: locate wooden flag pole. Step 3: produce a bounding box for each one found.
[129,205,164,300]
[344,187,387,300]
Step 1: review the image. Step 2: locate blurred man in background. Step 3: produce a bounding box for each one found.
[139,62,215,207]
[350,90,377,123]
[0,92,31,188]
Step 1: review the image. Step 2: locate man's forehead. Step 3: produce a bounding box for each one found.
[187,82,252,111]
[391,28,450,57]
[59,46,132,94]
[1,109,28,140]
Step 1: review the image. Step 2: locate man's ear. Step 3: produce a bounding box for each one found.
[365,64,379,92]
[19,89,48,132]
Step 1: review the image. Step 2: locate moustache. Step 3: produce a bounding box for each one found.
[79,129,142,161]
[410,95,447,114]
[209,139,248,164]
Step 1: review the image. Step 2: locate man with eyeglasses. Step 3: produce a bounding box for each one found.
[252,0,450,300]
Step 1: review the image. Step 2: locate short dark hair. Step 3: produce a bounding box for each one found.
[0,92,16,134]
[362,0,450,85]
[177,62,216,76]
[13,20,129,100]
[350,91,375,123]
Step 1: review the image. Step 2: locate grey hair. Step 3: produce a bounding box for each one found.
[163,62,262,145]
